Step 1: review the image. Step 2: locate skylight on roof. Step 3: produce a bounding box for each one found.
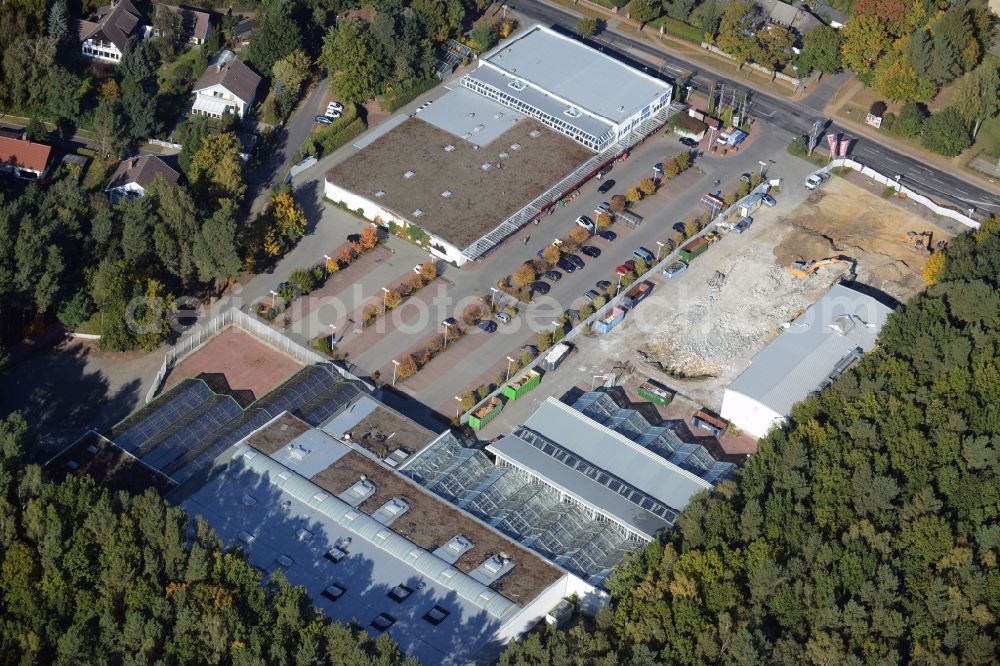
[322,583,346,602]
[424,605,450,625]
[387,584,413,603]
[371,613,396,632]
[508,79,527,91]
[564,107,582,118]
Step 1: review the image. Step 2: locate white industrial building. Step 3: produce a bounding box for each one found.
[721,284,894,438]
[463,25,673,151]
[324,24,680,264]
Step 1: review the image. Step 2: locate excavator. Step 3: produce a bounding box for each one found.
[901,230,950,254]
[790,255,857,278]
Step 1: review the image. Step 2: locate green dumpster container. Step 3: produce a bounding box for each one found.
[469,397,503,430]
[502,369,541,400]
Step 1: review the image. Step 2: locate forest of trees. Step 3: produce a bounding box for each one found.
[500,215,1000,664]
[0,413,416,664]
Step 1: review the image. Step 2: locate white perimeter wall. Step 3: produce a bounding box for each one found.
[494,573,610,646]
[720,389,783,440]
[324,179,469,265]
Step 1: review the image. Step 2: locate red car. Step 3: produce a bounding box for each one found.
[615,260,636,275]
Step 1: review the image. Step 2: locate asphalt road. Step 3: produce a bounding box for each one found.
[513,0,1000,215]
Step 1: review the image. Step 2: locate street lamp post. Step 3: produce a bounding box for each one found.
[329,324,336,346]
[381,287,390,314]
[269,290,278,308]
[506,356,515,381]
[323,254,332,279]
[391,359,400,386]
[655,241,665,261]
[758,160,767,177]
[443,321,452,349]
[489,287,500,310]
[454,395,463,417]
[616,272,623,295]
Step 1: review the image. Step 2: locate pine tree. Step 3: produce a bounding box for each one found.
[46,0,69,46]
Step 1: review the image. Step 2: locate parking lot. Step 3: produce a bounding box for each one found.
[282,118,819,415]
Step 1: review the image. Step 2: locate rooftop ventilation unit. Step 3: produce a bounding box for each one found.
[241,494,258,507]
[470,552,515,584]
[444,144,455,152]
[494,112,504,119]
[529,130,541,138]
[67,460,79,470]
[827,315,855,336]
[433,535,474,564]
[287,443,311,461]
[403,170,415,179]
[372,497,410,526]
[467,112,476,118]
[461,132,472,140]
[510,143,521,150]
[295,527,313,542]
[441,190,452,198]
[481,162,493,170]
[498,151,509,159]
[374,190,385,197]
[413,208,424,218]
[86,444,98,454]
[474,124,485,132]
[339,478,376,507]
[387,584,414,603]
[322,583,346,601]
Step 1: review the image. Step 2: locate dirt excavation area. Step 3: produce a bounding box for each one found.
[601,175,956,411]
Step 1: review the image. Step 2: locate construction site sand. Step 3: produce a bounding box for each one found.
[597,176,953,410]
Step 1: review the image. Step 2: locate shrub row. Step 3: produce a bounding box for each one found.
[360,263,439,327]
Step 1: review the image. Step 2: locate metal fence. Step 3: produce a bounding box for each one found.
[145,308,342,404]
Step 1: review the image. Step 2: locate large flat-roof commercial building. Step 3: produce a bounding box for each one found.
[47,316,604,664]
[400,392,734,585]
[463,25,673,151]
[721,283,894,438]
[324,24,679,264]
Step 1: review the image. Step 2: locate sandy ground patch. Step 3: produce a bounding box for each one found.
[591,176,953,410]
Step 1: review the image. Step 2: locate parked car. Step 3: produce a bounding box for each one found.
[565,253,585,269]
[762,194,777,207]
[595,280,611,290]
[653,162,664,175]
[580,245,601,258]
[663,261,688,278]
[477,320,497,333]
[805,173,828,189]
[576,215,595,232]
[672,222,686,234]
[598,179,616,193]
[495,312,512,323]
[563,308,580,322]
[315,115,334,125]
[734,216,753,233]
[326,101,344,114]
[598,229,616,242]
[543,270,562,281]
[740,173,752,185]
[520,344,538,356]
[633,247,655,264]
[616,260,636,275]
[595,202,611,216]
[442,317,458,327]
[530,281,551,295]
[679,136,698,147]
[584,289,601,302]
[556,257,577,273]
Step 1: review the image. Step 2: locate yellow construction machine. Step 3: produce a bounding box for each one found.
[790,255,857,278]
[902,231,933,254]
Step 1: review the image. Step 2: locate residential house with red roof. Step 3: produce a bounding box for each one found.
[0,136,53,180]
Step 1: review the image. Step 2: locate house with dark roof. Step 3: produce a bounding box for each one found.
[77,0,148,63]
[159,5,213,45]
[105,155,180,203]
[0,136,53,180]
[231,18,255,47]
[191,59,262,118]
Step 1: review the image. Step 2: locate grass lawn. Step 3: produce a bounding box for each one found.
[975,115,1000,160]
[156,47,203,91]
